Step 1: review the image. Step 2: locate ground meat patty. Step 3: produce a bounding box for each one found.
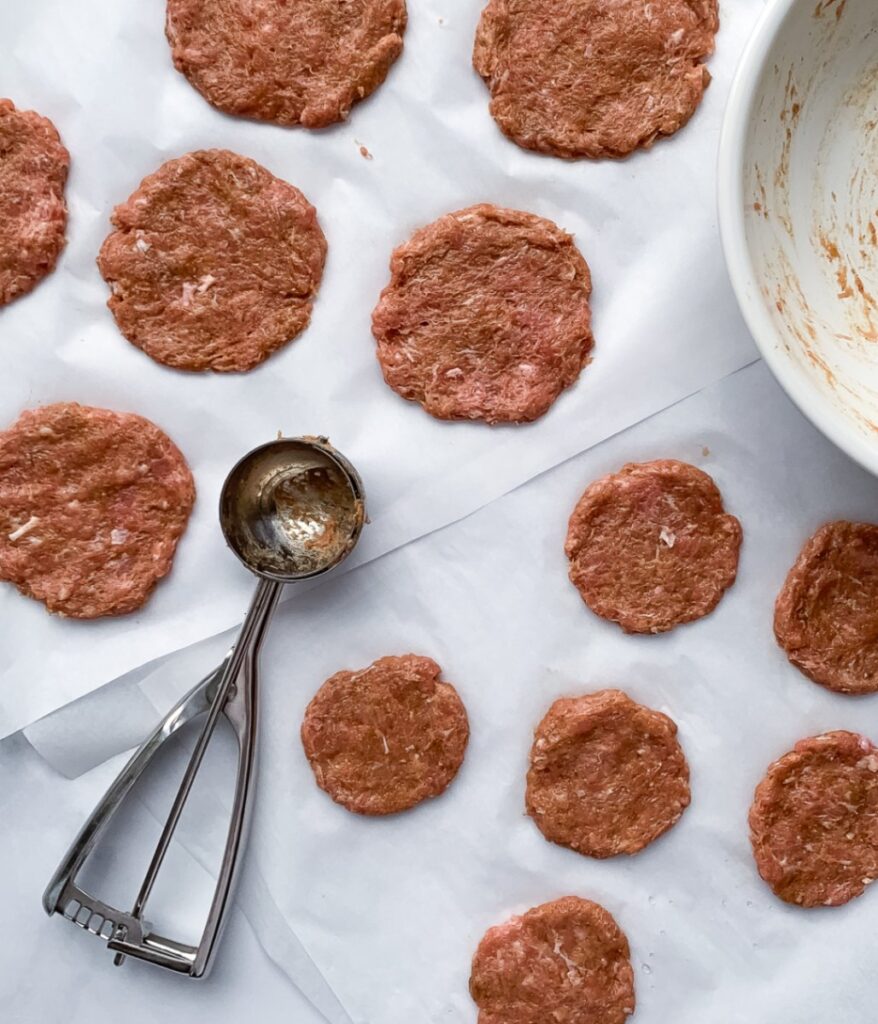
[749,731,878,908]
[469,896,635,1024]
[300,654,469,815]
[473,0,719,159]
[166,0,406,128]
[0,99,69,306]
[97,149,326,373]
[526,690,690,858]
[371,204,593,424]
[774,521,878,695]
[0,403,195,618]
[565,459,741,634]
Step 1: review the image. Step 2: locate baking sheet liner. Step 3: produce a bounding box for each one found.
[30,360,878,1024]
[1,0,760,737]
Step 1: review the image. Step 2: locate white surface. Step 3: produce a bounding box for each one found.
[0,733,331,1024]
[719,0,878,476]
[28,361,878,1023]
[0,0,762,738]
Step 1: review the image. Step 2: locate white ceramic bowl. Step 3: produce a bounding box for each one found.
[719,0,878,473]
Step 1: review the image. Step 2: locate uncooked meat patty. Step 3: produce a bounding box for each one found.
[565,459,741,634]
[165,0,406,128]
[97,149,326,372]
[749,731,878,908]
[473,0,719,159]
[0,99,69,306]
[0,403,195,618]
[300,654,469,815]
[371,204,593,424]
[469,896,635,1024]
[527,690,690,858]
[774,521,878,695]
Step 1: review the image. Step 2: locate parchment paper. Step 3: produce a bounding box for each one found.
[1,0,762,737]
[29,361,878,1023]
[0,735,333,1024]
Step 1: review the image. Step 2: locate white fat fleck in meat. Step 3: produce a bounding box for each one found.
[180,281,197,306]
[197,273,216,293]
[380,732,390,755]
[659,526,676,548]
[552,936,582,982]
[669,28,685,46]
[38,425,54,437]
[8,515,39,541]
[445,367,464,378]
[134,236,151,253]
[110,528,129,546]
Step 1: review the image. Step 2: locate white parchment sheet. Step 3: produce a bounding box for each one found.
[0,0,763,737]
[0,735,331,1024]
[29,361,878,1023]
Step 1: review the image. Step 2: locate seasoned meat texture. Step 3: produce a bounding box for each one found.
[527,690,690,858]
[470,896,635,1024]
[774,521,878,694]
[0,99,69,306]
[371,205,593,424]
[473,0,719,159]
[300,654,469,815]
[0,403,195,618]
[749,731,878,908]
[98,149,326,373]
[565,459,741,634]
[166,0,406,128]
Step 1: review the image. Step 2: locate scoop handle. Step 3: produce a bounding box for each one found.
[123,578,282,946]
[187,579,281,976]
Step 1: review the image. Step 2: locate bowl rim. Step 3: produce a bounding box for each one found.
[717,0,878,476]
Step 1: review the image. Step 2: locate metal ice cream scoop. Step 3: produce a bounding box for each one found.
[43,436,365,978]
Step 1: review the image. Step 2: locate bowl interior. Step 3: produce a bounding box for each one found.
[731,0,878,466]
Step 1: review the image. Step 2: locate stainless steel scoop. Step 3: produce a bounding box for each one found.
[43,437,365,978]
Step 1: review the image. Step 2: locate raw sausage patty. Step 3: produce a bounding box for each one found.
[0,99,69,306]
[565,459,742,634]
[749,731,878,908]
[300,654,469,815]
[469,896,635,1024]
[0,403,195,618]
[98,149,326,373]
[473,0,719,159]
[372,204,593,424]
[166,0,406,128]
[774,521,878,694]
[527,690,690,858]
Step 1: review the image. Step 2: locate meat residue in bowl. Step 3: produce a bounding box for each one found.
[813,0,847,23]
[812,57,878,345]
[745,0,878,435]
